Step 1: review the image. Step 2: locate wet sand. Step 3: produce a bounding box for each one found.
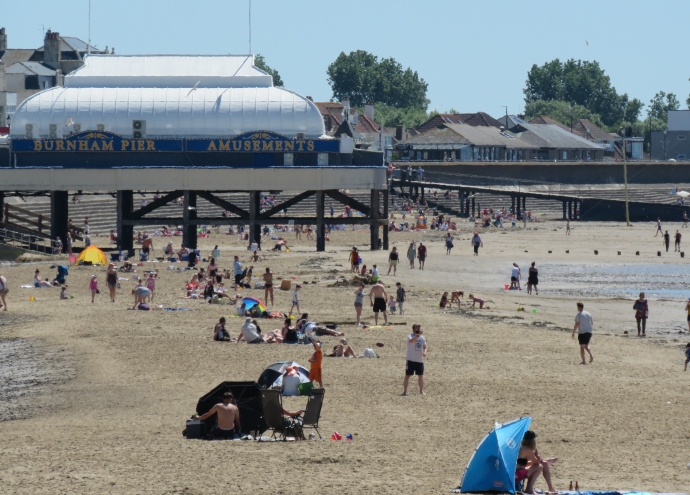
[0,220,689,494]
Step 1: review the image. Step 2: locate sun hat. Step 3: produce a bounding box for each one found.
[91,274,96,278]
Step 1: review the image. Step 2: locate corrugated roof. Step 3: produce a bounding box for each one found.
[5,61,56,76]
[416,112,501,132]
[400,127,471,146]
[528,115,571,132]
[65,54,274,88]
[514,123,605,149]
[34,36,100,53]
[571,119,614,141]
[446,124,536,148]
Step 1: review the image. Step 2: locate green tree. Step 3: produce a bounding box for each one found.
[368,103,435,129]
[524,59,641,126]
[254,54,283,87]
[524,100,606,129]
[327,50,429,109]
[648,91,679,122]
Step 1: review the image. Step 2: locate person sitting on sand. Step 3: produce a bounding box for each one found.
[164,242,174,257]
[214,317,231,342]
[295,313,344,337]
[468,294,490,309]
[439,292,449,308]
[328,339,358,358]
[34,270,52,288]
[236,317,264,344]
[515,458,529,489]
[192,392,241,439]
[60,286,70,300]
[203,281,215,301]
[519,431,557,494]
[281,319,299,344]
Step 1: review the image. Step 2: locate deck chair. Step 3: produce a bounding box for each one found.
[298,388,324,439]
[260,389,289,441]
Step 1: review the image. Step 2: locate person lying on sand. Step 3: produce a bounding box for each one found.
[295,314,344,337]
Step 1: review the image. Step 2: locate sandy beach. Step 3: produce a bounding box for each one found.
[1,220,689,494]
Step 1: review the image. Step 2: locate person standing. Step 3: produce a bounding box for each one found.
[664,230,671,252]
[566,219,571,235]
[396,282,406,315]
[445,233,454,254]
[683,211,688,228]
[308,336,323,387]
[527,262,539,295]
[233,256,243,290]
[0,273,8,311]
[675,230,682,252]
[289,284,301,316]
[471,232,483,256]
[106,264,118,303]
[263,267,274,306]
[369,280,388,325]
[353,284,365,326]
[89,275,99,303]
[146,273,156,301]
[510,263,521,290]
[349,247,360,273]
[402,323,427,396]
[65,232,73,258]
[685,298,690,333]
[417,243,427,270]
[406,242,416,269]
[633,292,648,337]
[572,302,594,365]
[387,247,399,276]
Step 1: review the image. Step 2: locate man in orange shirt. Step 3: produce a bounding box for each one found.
[308,336,323,387]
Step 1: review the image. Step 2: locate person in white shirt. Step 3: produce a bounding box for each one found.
[237,317,263,344]
[402,323,427,395]
[510,263,521,290]
[572,302,594,364]
[281,366,301,396]
[289,285,301,316]
[0,273,8,311]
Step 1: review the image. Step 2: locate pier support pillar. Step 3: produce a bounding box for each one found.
[50,191,68,245]
[316,191,325,252]
[183,191,197,250]
[248,191,261,250]
[370,189,380,250]
[382,189,389,251]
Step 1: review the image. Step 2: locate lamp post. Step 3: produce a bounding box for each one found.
[623,137,630,226]
[663,130,668,160]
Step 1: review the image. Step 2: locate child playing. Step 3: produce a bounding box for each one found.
[388,295,397,314]
[60,286,70,300]
[146,273,156,301]
[685,343,690,371]
[89,275,98,303]
[289,284,301,316]
[439,292,449,308]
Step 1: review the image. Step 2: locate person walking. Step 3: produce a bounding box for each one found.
[406,242,416,269]
[89,275,99,303]
[354,284,365,326]
[402,323,427,396]
[572,302,594,365]
[106,264,118,303]
[263,267,274,306]
[417,243,427,270]
[471,232,483,256]
[396,282,406,315]
[566,218,571,235]
[527,262,539,295]
[387,247,399,276]
[654,218,662,237]
[675,230,682,252]
[633,292,648,337]
[664,230,671,252]
[683,211,688,228]
[445,233,454,255]
[0,273,8,311]
[233,256,243,290]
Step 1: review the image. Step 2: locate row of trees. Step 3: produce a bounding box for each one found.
[258,52,689,148]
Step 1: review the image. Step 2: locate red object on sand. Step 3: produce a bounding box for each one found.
[331,432,342,441]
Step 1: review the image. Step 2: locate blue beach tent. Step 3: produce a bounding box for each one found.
[460,416,531,493]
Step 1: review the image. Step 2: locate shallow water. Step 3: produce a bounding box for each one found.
[540,263,690,300]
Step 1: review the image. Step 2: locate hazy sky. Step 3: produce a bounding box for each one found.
[4,0,689,119]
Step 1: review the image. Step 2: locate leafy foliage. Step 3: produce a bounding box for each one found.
[254,54,283,87]
[368,103,436,129]
[524,100,606,129]
[647,91,680,122]
[524,59,643,127]
[327,50,429,109]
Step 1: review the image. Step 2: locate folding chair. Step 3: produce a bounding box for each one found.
[298,388,324,439]
[260,389,289,441]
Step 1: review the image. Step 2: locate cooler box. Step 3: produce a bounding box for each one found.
[184,419,208,439]
[280,279,291,291]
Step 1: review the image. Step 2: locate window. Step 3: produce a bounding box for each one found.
[678,135,687,141]
[283,153,294,166]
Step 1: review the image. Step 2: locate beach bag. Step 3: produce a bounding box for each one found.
[138,303,150,311]
[298,382,314,396]
[280,279,291,291]
[254,282,265,289]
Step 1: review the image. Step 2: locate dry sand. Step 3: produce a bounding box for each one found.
[1,220,689,494]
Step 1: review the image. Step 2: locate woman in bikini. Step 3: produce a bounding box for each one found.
[518,431,557,494]
[263,267,274,306]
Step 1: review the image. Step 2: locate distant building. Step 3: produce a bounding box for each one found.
[650,110,690,161]
[510,122,605,161]
[416,112,502,133]
[0,28,108,126]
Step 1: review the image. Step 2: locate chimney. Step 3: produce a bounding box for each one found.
[306,96,313,101]
[351,108,359,125]
[0,28,7,51]
[395,125,403,141]
[341,96,350,114]
[324,114,332,132]
[364,101,374,121]
[43,30,61,70]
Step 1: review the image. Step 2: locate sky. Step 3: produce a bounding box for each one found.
[3,0,690,120]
